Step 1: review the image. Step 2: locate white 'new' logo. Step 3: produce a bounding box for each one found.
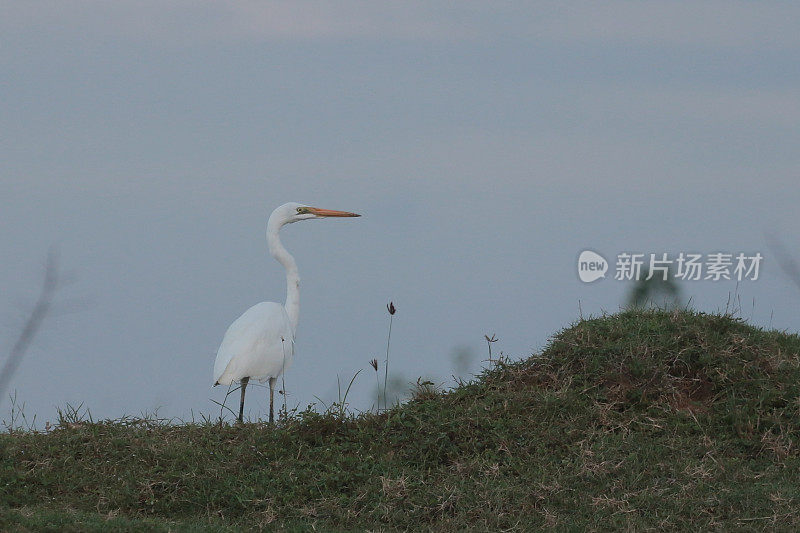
[578,250,608,282]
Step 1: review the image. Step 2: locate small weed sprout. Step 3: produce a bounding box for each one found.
[55,402,93,429]
[484,334,499,364]
[334,369,362,418]
[369,358,380,411]
[412,377,438,401]
[3,391,38,433]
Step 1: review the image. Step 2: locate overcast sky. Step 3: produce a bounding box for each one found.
[2,2,799,425]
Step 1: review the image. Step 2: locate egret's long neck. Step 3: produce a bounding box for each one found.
[267,216,299,334]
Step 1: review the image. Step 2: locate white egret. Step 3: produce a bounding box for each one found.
[213,202,360,423]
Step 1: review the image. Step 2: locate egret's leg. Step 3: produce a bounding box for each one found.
[269,377,277,424]
[238,376,249,423]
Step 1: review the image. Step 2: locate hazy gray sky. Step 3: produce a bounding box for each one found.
[2,2,799,424]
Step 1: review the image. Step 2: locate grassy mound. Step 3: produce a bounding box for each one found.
[2,309,800,530]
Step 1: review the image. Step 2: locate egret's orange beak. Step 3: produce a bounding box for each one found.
[307,207,361,217]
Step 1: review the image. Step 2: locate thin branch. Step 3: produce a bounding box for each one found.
[0,250,59,402]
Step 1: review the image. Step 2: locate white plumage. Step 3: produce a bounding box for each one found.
[213,302,294,386]
[212,202,360,423]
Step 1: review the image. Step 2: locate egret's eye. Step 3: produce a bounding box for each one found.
[296,207,306,214]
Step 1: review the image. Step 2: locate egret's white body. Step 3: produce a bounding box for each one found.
[213,302,294,387]
[212,202,360,423]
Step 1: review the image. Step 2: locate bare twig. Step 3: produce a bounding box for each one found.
[0,250,59,403]
[212,384,240,423]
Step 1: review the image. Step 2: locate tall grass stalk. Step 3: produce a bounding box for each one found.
[383,302,396,411]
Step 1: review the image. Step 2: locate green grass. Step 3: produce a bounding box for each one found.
[3,309,800,530]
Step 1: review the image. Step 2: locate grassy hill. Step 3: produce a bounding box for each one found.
[2,309,800,531]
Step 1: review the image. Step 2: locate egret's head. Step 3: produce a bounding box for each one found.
[275,202,361,225]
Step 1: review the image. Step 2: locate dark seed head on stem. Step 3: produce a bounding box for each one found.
[387,302,396,315]
[369,358,379,371]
